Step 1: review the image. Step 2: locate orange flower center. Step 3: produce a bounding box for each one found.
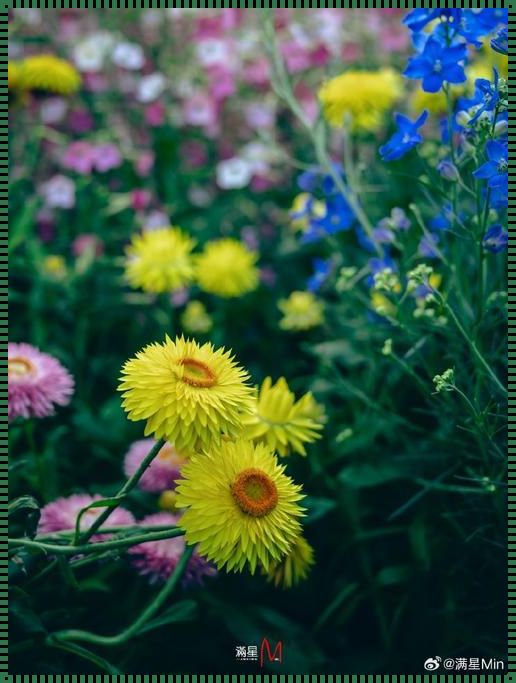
[178,358,216,388]
[8,357,36,379]
[157,443,180,463]
[231,468,278,517]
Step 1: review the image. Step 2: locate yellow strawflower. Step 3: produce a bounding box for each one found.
[20,55,81,95]
[264,535,315,588]
[8,61,23,90]
[119,336,254,453]
[180,301,213,334]
[124,227,196,294]
[195,238,259,298]
[318,68,402,132]
[242,377,323,456]
[278,291,324,332]
[175,440,305,574]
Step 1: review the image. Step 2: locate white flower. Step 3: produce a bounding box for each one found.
[40,98,68,126]
[41,176,76,210]
[196,39,231,68]
[136,73,166,103]
[73,33,114,73]
[216,157,254,190]
[112,42,145,71]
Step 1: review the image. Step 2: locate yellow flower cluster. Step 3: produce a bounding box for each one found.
[9,55,81,95]
[278,291,325,331]
[120,335,322,584]
[124,229,260,300]
[318,68,403,132]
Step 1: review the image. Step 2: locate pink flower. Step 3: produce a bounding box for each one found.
[61,141,96,175]
[93,144,122,173]
[123,439,186,493]
[243,58,270,87]
[260,266,277,287]
[180,140,208,169]
[135,151,155,177]
[131,189,152,212]
[144,101,165,127]
[129,512,216,586]
[37,210,55,243]
[68,108,94,134]
[171,288,190,307]
[38,494,134,539]
[182,92,219,132]
[72,233,104,258]
[281,41,311,73]
[244,102,276,130]
[8,343,74,421]
[208,66,235,101]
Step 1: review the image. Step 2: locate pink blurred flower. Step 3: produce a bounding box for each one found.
[135,151,155,177]
[171,288,190,307]
[38,494,134,539]
[131,189,152,212]
[244,102,276,130]
[250,174,276,193]
[93,144,122,173]
[180,140,208,169]
[37,210,55,243]
[341,42,363,62]
[8,343,74,421]
[72,233,104,258]
[310,44,331,68]
[144,210,169,230]
[41,175,76,209]
[260,266,278,287]
[379,27,409,53]
[182,92,218,131]
[82,72,109,93]
[61,141,96,174]
[144,100,166,127]
[68,108,94,134]
[241,226,259,251]
[128,512,216,585]
[243,58,270,87]
[124,439,186,493]
[208,66,236,101]
[281,41,312,73]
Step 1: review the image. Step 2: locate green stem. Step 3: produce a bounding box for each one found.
[26,421,47,502]
[48,544,194,647]
[79,438,166,544]
[9,527,185,556]
[439,296,506,398]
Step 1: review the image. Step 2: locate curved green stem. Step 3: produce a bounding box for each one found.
[79,438,166,543]
[9,527,185,556]
[48,544,194,647]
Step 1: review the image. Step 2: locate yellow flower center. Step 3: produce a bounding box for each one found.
[231,468,278,517]
[8,357,36,379]
[178,358,216,388]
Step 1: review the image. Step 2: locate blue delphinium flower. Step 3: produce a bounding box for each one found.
[430,203,454,232]
[473,140,508,189]
[403,9,462,34]
[483,224,508,253]
[378,207,411,232]
[307,258,333,293]
[380,111,428,161]
[404,37,467,93]
[418,234,440,259]
[301,193,355,243]
[458,71,500,126]
[491,27,508,55]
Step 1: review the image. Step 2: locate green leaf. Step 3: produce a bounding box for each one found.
[10,197,40,251]
[9,496,40,538]
[138,600,198,635]
[375,565,413,586]
[9,496,40,517]
[338,463,407,488]
[303,496,337,524]
[9,587,47,636]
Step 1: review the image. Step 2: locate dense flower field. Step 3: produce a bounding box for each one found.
[9,8,507,675]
